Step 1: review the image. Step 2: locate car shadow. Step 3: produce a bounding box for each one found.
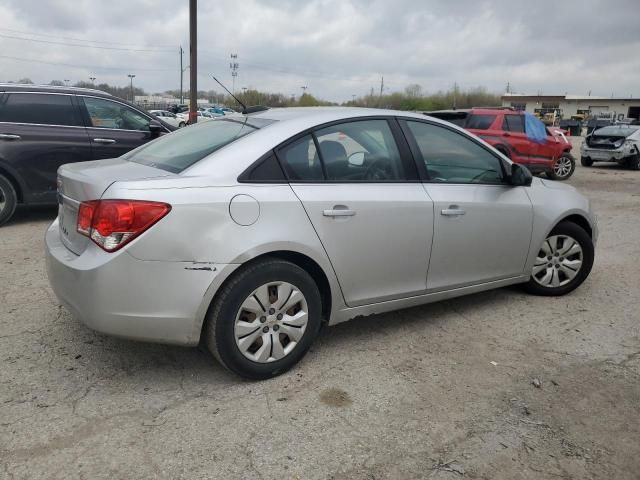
[5,205,58,226]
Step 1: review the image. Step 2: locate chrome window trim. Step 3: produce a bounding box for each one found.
[0,121,86,129]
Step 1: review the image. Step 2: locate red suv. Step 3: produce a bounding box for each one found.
[427,108,575,180]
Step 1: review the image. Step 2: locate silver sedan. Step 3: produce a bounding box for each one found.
[46,107,597,378]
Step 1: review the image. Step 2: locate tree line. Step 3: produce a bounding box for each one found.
[6,78,501,111]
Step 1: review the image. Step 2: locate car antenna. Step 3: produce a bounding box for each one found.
[210,75,269,115]
[211,75,246,112]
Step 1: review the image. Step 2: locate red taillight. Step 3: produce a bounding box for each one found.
[76,199,171,252]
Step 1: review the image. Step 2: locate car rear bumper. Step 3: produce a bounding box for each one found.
[45,218,222,346]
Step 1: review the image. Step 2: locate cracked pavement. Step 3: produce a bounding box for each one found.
[1,144,639,479]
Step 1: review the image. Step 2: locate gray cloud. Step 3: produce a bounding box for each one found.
[0,0,638,101]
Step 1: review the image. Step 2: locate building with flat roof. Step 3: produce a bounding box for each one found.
[501,94,640,121]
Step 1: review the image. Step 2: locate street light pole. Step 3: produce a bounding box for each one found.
[128,74,136,102]
[189,0,197,124]
[89,76,96,84]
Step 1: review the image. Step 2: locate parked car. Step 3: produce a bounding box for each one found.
[176,110,215,125]
[46,107,596,379]
[0,84,175,225]
[427,108,575,180]
[149,110,181,128]
[580,125,640,170]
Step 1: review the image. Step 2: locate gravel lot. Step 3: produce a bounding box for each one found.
[1,141,639,479]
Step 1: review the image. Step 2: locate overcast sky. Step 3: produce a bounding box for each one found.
[0,0,638,102]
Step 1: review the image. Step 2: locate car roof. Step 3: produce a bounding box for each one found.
[0,83,113,97]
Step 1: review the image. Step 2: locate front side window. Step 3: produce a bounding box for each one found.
[82,97,151,131]
[502,114,525,133]
[277,135,323,181]
[406,121,505,184]
[125,119,257,173]
[0,93,81,126]
[314,120,404,181]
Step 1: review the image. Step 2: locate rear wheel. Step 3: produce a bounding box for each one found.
[580,156,593,167]
[523,221,594,296]
[548,153,575,180]
[0,174,18,226]
[178,121,186,128]
[203,258,322,379]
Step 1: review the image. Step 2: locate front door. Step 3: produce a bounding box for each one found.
[278,119,434,307]
[402,120,533,290]
[78,96,156,159]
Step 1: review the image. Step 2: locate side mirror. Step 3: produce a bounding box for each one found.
[149,120,163,136]
[348,151,365,166]
[509,163,532,187]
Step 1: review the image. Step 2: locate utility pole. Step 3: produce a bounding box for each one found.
[64,79,69,86]
[506,81,511,94]
[230,53,239,94]
[377,76,384,106]
[301,85,308,94]
[189,0,197,124]
[128,74,136,102]
[179,46,183,104]
[453,81,458,109]
[89,76,96,84]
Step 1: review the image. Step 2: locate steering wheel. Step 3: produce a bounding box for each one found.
[364,158,391,181]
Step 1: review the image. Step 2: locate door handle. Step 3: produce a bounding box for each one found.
[93,138,116,144]
[323,209,356,217]
[441,206,466,216]
[0,134,21,140]
[503,132,511,137]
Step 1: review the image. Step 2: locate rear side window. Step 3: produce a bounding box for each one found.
[82,97,150,131]
[0,93,81,126]
[238,153,286,183]
[465,114,496,130]
[502,114,525,133]
[277,135,324,181]
[125,119,257,173]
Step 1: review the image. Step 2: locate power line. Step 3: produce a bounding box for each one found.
[0,27,175,48]
[0,33,174,53]
[0,54,174,72]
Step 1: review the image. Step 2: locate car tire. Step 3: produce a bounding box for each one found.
[203,258,323,379]
[580,156,593,167]
[0,174,18,226]
[627,154,640,170]
[178,122,186,128]
[523,221,594,297]
[548,153,575,180]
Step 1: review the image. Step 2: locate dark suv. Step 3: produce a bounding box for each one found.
[427,108,575,181]
[0,84,175,225]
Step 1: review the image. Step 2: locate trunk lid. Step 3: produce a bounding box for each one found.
[57,158,173,255]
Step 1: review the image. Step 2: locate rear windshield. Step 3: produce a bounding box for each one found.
[593,125,639,137]
[125,118,266,173]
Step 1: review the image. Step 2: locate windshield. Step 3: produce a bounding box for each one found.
[125,118,259,173]
[594,125,640,137]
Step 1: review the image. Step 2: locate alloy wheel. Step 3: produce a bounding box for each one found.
[532,235,583,288]
[0,187,5,213]
[553,156,573,178]
[234,281,308,363]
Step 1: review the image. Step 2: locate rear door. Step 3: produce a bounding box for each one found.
[279,118,434,307]
[78,96,159,159]
[501,113,532,164]
[401,119,533,290]
[0,91,91,204]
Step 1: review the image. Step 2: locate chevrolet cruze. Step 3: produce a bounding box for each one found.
[46,107,597,379]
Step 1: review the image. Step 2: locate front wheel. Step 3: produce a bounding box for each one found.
[581,156,593,167]
[548,153,576,180]
[203,258,322,379]
[0,174,18,226]
[523,221,594,296]
[627,154,640,171]
[178,121,186,128]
